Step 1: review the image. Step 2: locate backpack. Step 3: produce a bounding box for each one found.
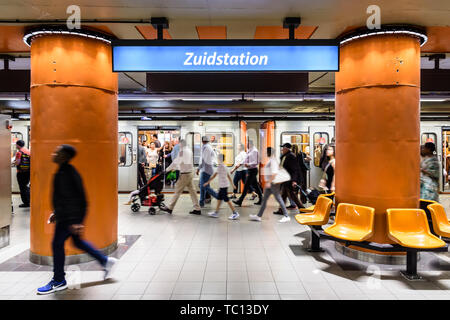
[18,151,30,171]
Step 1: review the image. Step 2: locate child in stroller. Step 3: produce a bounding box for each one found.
[125,166,167,215]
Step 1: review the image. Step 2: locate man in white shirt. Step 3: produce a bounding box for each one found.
[160,140,201,215]
[232,140,263,206]
[196,136,218,207]
[230,143,257,199]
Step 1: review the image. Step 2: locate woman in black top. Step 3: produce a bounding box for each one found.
[324,145,336,192]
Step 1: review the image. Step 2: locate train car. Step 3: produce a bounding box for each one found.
[9,119,450,194]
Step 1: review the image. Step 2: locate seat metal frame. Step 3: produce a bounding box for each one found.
[306,225,448,280]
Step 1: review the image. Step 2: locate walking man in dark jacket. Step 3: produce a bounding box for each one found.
[37,144,117,295]
[274,143,305,215]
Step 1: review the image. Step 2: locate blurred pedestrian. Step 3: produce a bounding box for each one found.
[250,147,290,222]
[37,145,117,295]
[197,136,219,207]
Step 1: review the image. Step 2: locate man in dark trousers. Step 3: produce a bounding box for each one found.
[37,144,118,295]
[232,140,263,206]
[14,140,30,208]
[274,143,305,215]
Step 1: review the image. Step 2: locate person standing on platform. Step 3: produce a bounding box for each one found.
[420,142,440,202]
[250,147,290,222]
[203,153,240,220]
[274,143,305,215]
[197,136,219,207]
[232,140,263,206]
[14,140,31,208]
[137,141,148,188]
[37,145,117,295]
[160,140,202,215]
[166,137,181,183]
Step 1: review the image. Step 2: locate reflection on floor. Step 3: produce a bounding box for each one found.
[1,194,450,300]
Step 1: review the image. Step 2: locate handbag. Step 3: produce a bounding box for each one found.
[272,168,291,184]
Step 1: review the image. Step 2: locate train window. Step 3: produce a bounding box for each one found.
[11,132,23,160]
[281,132,310,154]
[421,133,437,145]
[186,132,202,165]
[118,132,133,167]
[313,132,329,167]
[205,133,235,167]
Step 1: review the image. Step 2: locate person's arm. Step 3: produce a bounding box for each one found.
[227,172,236,191]
[203,172,217,186]
[14,151,21,167]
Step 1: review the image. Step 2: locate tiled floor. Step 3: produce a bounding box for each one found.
[2,193,450,300]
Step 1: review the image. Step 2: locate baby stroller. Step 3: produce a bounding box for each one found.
[130,168,167,215]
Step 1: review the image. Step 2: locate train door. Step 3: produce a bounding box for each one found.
[118,124,137,192]
[139,126,181,192]
[309,126,335,189]
[419,126,442,192]
[280,131,310,185]
[442,128,450,192]
[259,121,275,187]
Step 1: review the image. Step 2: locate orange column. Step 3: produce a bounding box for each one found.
[335,34,421,244]
[259,121,275,188]
[29,33,118,263]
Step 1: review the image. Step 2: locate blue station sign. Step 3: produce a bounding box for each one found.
[112,40,339,72]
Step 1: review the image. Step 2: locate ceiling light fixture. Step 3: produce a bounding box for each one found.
[23,25,114,47]
[339,24,427,47]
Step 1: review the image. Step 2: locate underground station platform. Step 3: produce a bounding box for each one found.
[0,0,450,314]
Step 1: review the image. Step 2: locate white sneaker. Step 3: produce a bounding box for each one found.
[208,211,219,218]
[249,214,262,222]
[279,216,291,223]
[104,257,118,280]
[228,212,240,220]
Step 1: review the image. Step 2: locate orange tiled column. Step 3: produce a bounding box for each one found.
[335,34,421,245]
[29,32,118,264]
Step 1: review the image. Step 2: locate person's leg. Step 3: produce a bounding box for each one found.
[226,199,236,213]
[71,234,107,266]
[249,169,263,201]
[288,186,305,209]
[273,184,289,217]
[233,171,241,194]
[236,177,251,204]
[17,172,28,205]
[168,174,188,210]
[215,200,222,212]
[186,175,201,211]
[205,183,219,199]
[23,171,30,205]
[199,172,210,206]
[256,187,273,217]
[52,224,72,282]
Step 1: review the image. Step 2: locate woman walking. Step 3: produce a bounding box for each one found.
[249,147,290,223]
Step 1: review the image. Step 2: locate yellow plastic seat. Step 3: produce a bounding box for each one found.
[295,197,333,226]
[299,192,335,213]
[324,203,375,242]
[427,203,450,238]
[386,209,446,249]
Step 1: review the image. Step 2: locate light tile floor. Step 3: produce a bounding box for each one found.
[2,194,450,300]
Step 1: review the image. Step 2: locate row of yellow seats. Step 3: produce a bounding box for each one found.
[299,192,335,213]
[295,197,448,249]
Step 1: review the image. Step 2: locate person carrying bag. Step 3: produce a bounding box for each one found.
[249,147,291,223]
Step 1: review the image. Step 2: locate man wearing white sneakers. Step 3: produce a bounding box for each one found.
[203,153,240,220]
[37,145,118,295]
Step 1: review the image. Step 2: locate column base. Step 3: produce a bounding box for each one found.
[29,241,118,266]
[334,242,418,265]
[0,226,10,249]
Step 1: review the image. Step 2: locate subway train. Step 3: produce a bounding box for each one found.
[9,119,450,194]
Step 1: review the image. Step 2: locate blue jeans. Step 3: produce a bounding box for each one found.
[52,223,107,282]
[199,172,218,206]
